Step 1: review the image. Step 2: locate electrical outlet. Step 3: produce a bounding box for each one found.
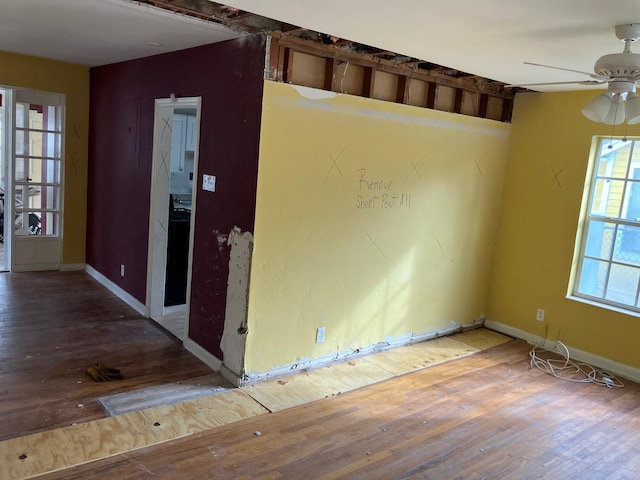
[316,326,326,343]
[120,264,125,277]
[536,308,545,321]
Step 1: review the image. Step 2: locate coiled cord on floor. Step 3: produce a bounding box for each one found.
[529,341,624,388]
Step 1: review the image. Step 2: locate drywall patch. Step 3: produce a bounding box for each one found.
[221,227,254,381]
[291,84,338,100]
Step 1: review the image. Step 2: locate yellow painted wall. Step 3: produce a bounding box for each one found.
[244,81,511,374]
[0,51,89,265]
[487,89,640,368]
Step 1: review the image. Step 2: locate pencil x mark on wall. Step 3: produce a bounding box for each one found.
[324,147,346,186]
[404,156,423,185]
[365,233,386,257]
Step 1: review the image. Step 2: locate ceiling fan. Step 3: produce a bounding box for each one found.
[511,23,640,125]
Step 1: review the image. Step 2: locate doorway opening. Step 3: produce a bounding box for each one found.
[146,97,201,341]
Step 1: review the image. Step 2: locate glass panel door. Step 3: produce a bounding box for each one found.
[10,89,64,271]
[14,100,62,237]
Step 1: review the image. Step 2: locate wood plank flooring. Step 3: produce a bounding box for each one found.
[0,324,512,479]
[3,270,640,479]
[0,271,226,442]
[30,339,640,480]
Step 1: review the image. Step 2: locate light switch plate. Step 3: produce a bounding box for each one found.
[202,174,216,192]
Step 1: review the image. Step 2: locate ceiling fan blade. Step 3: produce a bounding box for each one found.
[505,80,605,88]
[523,62,609,81]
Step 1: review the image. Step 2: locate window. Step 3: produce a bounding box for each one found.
[573,138,640,313]
[13,97,63,237]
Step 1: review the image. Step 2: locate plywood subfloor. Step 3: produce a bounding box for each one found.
[0,328,512,480]
[35,339,640,480]
[244,328,512,412]
[243,357,395,412]
[0,389,267,480]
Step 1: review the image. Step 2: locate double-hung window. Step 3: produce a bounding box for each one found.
[573,137,640,313]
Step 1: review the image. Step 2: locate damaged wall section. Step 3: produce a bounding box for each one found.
[88,34,266,360]
[221,227,254,384]
[244,81,511,378]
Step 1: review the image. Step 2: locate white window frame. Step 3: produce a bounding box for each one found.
[570,136,640,315]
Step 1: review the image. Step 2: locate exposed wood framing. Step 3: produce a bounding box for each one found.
[282,47,293,84]
[396,76,409,104]
[453,89,464,114]
[363,67,375,98]
[324,57,338,91]
[501,98,514,122]
[478,93,490,118]
[426,82,437,109]
[139,1,516,122]
[268,32,514,122]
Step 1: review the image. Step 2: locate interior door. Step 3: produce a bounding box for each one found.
[11,89,64,271]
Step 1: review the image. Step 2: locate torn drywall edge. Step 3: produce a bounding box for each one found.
[220,226,254,380]
[268,81,509,138]
[485,319,640,384]
[240,317,486,386]
[291,84,338,100]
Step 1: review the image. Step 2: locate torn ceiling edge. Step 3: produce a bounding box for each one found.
[266,33,515,122]
[140,1,514,99]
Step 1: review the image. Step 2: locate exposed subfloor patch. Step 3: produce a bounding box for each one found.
[99,375,233,416]
[242,328,513,412]
[0,328,512,480]
[1,389,268,480]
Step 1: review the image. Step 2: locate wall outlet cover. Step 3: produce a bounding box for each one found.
[316,326,326,343]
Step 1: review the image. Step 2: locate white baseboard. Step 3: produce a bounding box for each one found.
[185,338,223,372]
[85,265,146,316]
[220,363,242,387]
[242,318,486,385]
[485,319,640,384]
[60,263,86,271]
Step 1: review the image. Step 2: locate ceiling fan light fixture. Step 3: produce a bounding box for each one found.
[582,91,614,122]
[625,91,640,124]
[602,94,626,125]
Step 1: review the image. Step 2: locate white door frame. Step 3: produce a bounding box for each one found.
[0,87,12,271]
[146,96,201,341]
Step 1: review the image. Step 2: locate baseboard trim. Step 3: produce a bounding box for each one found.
[484,319,640,384]
[242,318,486,385]
[185,338,223,373]
[60,263,86,272]
[85,265,146,316]
[220,363,242,387]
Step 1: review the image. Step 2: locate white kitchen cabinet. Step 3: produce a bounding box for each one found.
[170,114,186,172]
[170,114,197,173]
[185,115,197,152]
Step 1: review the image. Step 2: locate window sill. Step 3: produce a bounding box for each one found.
[566,294,640,319]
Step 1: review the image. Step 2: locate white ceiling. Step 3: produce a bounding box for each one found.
[0,0,240,67]
[2,0,640,92]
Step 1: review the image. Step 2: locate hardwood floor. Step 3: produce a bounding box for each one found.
[34,339,640,479]
[4,271,640,479]
[0,271,224,442]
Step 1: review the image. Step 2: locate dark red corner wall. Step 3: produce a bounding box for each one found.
[87,35,266,358]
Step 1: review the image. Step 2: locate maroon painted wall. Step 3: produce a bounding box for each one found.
[87,35,266,358]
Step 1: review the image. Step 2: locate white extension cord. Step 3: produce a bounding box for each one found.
[529,341,624,388]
